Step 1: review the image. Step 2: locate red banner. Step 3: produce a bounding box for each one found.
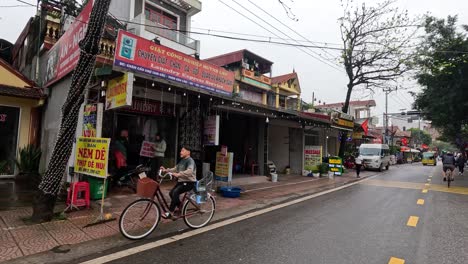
[113,30,235,95]
[44,0,94,87]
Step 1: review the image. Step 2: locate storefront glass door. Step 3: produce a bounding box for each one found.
[0,106,20,176]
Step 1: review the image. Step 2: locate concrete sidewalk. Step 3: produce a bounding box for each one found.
[1,169,378,263]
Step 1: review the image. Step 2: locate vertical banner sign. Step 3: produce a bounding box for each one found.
[113,30,235,95]
[215,152,234,182]
[82,103,103,137]
[328,157,343,176]
[139,141,156,157]
[304,146,322,171]
[74,137,110,178]
[106,72,134,110]
[203,115,220,146]
[44,0,94,86]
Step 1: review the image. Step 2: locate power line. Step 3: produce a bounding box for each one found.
[0,4,34,7]
[220,0,344,73]
[15,0,35,7]
[247,0,340,62]
[189,26,343,46]
[65,14,468,56]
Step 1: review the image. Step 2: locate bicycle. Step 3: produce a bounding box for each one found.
[119,169,216,240]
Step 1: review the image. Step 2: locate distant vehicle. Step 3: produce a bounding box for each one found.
[358,144,391,172]
[422,152,437,166]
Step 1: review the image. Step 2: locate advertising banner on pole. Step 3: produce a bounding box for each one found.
[113,30,235,95]
[44,0,94,87]
[203,115,220,146]
[82,103,103,137]
[106,72,134,110]
[74,137,110,178]
[215,152,233,182]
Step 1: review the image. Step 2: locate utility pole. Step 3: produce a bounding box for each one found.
[383,87,396,144]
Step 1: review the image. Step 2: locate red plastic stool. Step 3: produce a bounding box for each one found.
[66,181,90,209]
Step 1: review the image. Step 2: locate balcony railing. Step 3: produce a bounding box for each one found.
[145,19,198,51]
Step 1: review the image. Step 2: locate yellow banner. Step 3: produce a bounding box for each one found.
[106,72,133,110]
[74,137,110,178]
[215,152,233,182]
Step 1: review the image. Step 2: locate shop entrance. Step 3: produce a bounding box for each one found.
[217,113,260,176]
[0,105,20,176]
[111,112,177,169]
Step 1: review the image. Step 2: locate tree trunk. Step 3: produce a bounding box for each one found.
[31,0,112,223]
[338,84,354,158]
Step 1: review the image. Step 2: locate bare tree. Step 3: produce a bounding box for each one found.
[338,0,418,157]
[31,0,112,222]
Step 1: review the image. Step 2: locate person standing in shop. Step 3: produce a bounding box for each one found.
[151,133,167,176]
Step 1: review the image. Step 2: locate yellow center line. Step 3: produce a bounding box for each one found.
[407,216,419,227]
[388,257,405,264]
[360,179,468,195]
[417,199,425,205]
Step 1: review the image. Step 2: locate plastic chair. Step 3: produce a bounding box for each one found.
[66,181,90,209]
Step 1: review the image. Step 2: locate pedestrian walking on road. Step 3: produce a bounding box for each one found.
[457,153,466,175]
[355,157,362,178]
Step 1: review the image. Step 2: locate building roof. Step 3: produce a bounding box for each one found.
[204,49,273,68]
[271,72,298,84]
[0,58,36,87]
[0,84,45,99]
[315,100,377,109]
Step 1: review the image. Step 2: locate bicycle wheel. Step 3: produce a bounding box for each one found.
[183,195,215,229]
[119,198,160,240]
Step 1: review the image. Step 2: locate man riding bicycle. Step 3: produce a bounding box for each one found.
[442,151,456,182]
[160,146,197,219]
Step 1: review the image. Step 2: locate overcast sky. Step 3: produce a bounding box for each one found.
[1,0,468,122]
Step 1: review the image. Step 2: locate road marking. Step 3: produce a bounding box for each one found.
[417,199,425,205]
[427,179,431,182]
[407,216,419,227]
[361,179,468,195]
[388,257,405,264]
[79,176,376,264]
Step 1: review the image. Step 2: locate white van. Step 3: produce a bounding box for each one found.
[358,144,391,171]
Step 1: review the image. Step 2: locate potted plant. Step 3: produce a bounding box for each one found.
[319,163,329,177]
[15,144,42,189]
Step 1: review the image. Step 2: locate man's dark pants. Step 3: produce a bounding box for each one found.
[169,182,195,212]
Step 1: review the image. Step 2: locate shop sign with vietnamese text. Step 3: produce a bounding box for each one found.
[139,141,156,158]
[203,115,220,146]
[304,146,322,171]
[113,30,235,95]
[215,152,233,182]
[122,98,174,116]
[82,103,103,137]
[74,137,110,178]
[106,72,134,110]
[44,0,94,86]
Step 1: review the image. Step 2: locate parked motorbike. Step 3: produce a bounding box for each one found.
[110,163,151,192]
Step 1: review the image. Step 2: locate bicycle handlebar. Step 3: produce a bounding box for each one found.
[158,169,173,181]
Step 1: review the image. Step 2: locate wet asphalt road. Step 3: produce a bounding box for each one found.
[94,163,468,264]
